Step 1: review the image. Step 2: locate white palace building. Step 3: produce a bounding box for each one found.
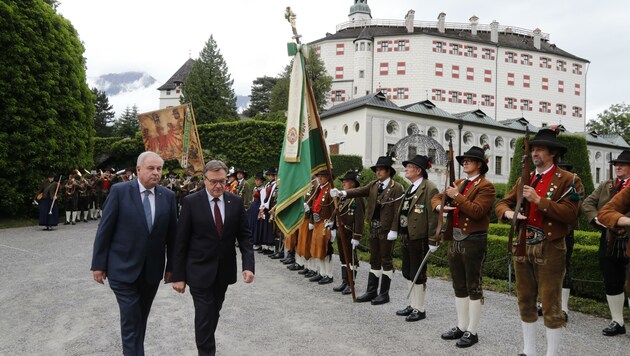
[312,1,628,186]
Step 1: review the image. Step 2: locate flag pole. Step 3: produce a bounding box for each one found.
[287,7,356,301]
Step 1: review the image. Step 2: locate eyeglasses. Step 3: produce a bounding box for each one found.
[205,177,226,186]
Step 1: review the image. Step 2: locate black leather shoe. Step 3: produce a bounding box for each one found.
[318,276,333,285]
[371,293,390,305]
[297,268,310,275]
[64,221,70,225]
[83,218,88,222]
[256,249,266,254]
[441,326,465,340]
[356,291,377,303]
[405,309,426,322]
[333,282,348,292]
[396,305,414,316]
[341,285,352,295]
[288,264,303,271]
[305,270,317,278]
[262,249,274,255]
[537,303,543,316]
[563,311,568,322]
[270,253,284,259]
[71,221,76,225]
[282,257,295,265]
[602,321,626,336]
[456,331,478,348]
[309,274,323,282]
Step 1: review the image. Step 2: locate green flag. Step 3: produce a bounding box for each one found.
[275,44,330,235]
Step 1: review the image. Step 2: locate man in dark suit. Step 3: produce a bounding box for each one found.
[91,151,178,356]
[173,160,255,356]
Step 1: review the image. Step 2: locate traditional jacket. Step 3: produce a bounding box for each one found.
[496,166,583,241]
[598,184,630,229]
[431,177,495,237]
[345,179,404,231]
[392,179,439,240]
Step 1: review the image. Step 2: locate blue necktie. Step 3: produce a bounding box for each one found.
[143,190,152,231]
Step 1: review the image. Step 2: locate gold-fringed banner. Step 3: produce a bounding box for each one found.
[137,103,205,175]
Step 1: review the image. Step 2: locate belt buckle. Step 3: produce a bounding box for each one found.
[313,213,321,223]
[526,226,546,245]
[371,220,381,229]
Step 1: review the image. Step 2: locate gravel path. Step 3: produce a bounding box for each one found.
[1,223,629,355]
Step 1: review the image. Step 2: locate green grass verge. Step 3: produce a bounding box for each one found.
[0,218,38,229]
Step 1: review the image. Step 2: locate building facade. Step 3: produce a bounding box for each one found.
[312,1,589,133]
[321,91,628,187]
[157,58,194,109]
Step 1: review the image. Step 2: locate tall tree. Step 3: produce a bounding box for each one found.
[243,76,278,118]
[92,87,115,137]
[0,0,95,216]
[113,105,139,138]
[269,46,332,113]
[586,103,630,143]
[181,35,238,124]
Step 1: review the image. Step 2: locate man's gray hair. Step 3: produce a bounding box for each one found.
[137,151,164,167]
[204,160,228,175]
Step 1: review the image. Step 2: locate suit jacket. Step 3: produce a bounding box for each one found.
[431,177,496,237]
[345,179,404,231]
[173,190,255,288]
[597,184,630,230]
[392,179,439,240]
[496,167,583,241]
[91,180,177,284]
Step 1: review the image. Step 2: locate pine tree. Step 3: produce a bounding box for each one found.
[92,87,115,137]
[269,46,332,113]
[181,35,238,124]
[113,105,139,138]
[243,76,278,118]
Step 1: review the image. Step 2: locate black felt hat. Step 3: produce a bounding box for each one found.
[236,168,248,178]
[255,172,267,181]
[402,155,431,179]
[370,155,396,177]
[456,146,489,175]
[316,169,334,180]
[339,170,361,187]
[265,167,278,175]
[610,150,630,165]
[529,128,567,156]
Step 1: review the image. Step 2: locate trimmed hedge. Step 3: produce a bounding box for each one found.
[331,154,363,178]
[355,222,606,301]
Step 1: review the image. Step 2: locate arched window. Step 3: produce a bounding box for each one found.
[386,120,399,135]
[444,129,455,142]
[427,126,438,139]
[407,123,419,136]
[463,132,473,145]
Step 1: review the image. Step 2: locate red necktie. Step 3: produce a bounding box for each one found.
[213,197,222,236]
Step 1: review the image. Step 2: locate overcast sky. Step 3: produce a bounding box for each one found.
[58,0,628,122]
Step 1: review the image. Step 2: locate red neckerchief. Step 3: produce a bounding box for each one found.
[453,178,476,228]
[527,165,557,227]
[313,182,329,214]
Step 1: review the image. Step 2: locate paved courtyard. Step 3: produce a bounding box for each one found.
[1,223,629,355]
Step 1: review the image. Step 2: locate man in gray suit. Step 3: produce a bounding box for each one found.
[91,151,178,356]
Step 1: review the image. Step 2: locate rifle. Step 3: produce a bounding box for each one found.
[508,128,531,256]
[49,175,62,215]
[434,138,456,244]
[609,152,614,181]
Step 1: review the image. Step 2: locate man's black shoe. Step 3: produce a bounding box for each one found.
[333,282,348,292]
[309,274,323,282]
[64,221,70,225]
[441,327,464,340]
[341,285,352,295]
[305,270,317,278]
[318,276,333,285]
[282,257,295,265]
[371,293,389,305]
[537,303,543,316]
[262,249,274,255]
[456,332,478,348]
[602,321,626,336]
[563,311,568,322]
[71,221,76,225]
[396,305,414,316]
[405,309,426,322]
[297,268,310,275]
[270,253,284,259]
[288,264,303,271]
